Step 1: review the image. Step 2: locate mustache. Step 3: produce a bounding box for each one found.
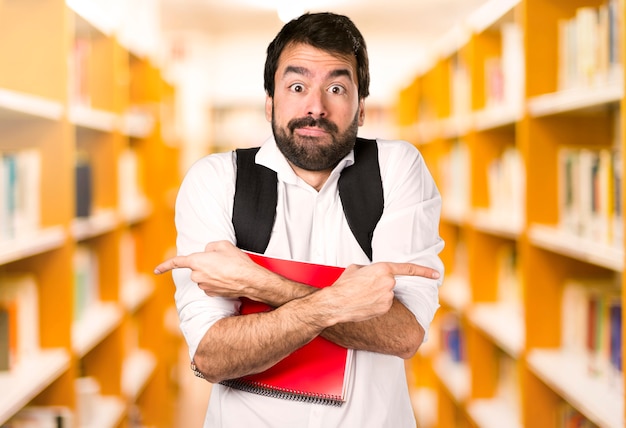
[288,116,338,134]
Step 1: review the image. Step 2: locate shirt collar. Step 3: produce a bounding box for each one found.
[255,135,356,185]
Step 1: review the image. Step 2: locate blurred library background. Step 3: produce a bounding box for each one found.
[0,0,624,427]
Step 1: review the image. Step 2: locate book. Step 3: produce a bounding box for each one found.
[0,273,39,369]
[74,153,92,218]
[440,312,464,363]
[219,252,352,406]
[73,244,99,322]
[0,150,41,243]
[0,307,10,370]
[561,277,622,384]
[557,146,622,246]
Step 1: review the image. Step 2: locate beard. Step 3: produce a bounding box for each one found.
[272,109,359,171]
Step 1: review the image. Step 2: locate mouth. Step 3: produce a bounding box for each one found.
[288,117,338,136]
[294,126,329,138]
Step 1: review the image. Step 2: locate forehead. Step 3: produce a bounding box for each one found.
[277,43,357,79]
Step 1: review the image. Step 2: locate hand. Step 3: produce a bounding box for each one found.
[319,262,439,325]
[154,241,269,299]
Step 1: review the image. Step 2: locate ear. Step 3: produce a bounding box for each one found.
[357,99,365,126]
[265,95,273,122]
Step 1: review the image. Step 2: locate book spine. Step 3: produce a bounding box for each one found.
[118,148,142,215]
[0,307,10,371]
[558,3,621,89]
[561,277,622,385]
[73,245,99,322]
[558,401,598,427]
[75,154,92,218]
[0,274,40,369]
[557,146,622,246]
[3,153,18,240]
[441,313,464,363]
[70,37,91,107]
[440,140,470,219]
[487,146,525,223]
[0,150,42,242]
[501,22,524,109]
[75,376,101,426]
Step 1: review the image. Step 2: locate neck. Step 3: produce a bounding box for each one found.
[289,162,332,192]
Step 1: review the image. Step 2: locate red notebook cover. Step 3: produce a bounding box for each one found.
[220,252,352,406]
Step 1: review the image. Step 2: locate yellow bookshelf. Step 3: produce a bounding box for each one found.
[400,0,625,427]
[0,0,182,426]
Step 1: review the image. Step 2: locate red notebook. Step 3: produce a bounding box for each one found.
[220,252,352,406]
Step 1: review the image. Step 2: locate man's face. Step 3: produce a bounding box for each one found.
[266,43,365,172]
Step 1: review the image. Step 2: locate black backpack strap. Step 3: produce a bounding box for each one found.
[233,147,278,253]
[233,139,383,260]
[338,138,384,261]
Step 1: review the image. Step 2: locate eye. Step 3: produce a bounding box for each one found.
[289,83,305,93]
[329,85,346,95]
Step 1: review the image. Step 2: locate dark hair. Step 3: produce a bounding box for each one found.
[264,12,370,99]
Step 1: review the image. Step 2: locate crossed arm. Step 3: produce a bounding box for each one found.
[155,241,440,383]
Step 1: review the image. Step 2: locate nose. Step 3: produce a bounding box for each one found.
[306,89,327,118]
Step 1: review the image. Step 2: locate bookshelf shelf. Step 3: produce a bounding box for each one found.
[71,210,120,242]
[438,275,471,311]
[441,207,469,226]
[433,354,470,403]
[69,105,119,133]
[0,226,66,266]
[471,209,523,240]
[0,88,64,121]
[120,274,154,312]
[466,0,521,33]
[121,110,155,138]
[440,115,473,140]
[66,0,117,37]
[528,224,623,271]
[0,349,71,424]
[119,198,152,225]
[473,106,521,131]
[85,395,126,428]
[467,303,524,357]
[72,302,124,358]
[121,349,157,400]
[527,349,623,428]
[528,81,623,117]
[466,398,522,428]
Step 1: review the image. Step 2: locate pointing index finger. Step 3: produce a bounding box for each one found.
[154,256,189,275]
[389,263,440,280]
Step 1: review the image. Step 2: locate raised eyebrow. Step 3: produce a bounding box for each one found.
[283,65,311,78]
[282,66,353,82]
[328,68,353,81]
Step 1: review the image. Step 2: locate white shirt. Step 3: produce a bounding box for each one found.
[173,136,444,428]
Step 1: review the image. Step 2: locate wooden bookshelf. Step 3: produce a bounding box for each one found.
[400,0,625,427]
[0,0,182,426]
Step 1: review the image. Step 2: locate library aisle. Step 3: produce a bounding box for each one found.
[0,1,184,426]
[398,0,626,427]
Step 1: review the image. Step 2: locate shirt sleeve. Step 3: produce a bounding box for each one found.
[372,140,445,341]
[172,152,241,360]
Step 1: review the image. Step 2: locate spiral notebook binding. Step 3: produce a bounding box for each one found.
[220,379,345,407]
